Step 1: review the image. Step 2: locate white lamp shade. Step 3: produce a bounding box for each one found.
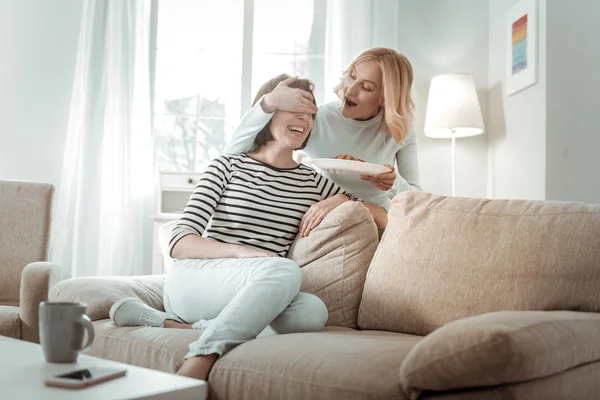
[424,74,485,139]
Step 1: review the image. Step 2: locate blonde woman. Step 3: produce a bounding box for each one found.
[226,47,421,227]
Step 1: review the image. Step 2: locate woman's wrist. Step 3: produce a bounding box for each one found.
[231,244,245,258]
[344,193,363,202]
[260,94,276,114]
[336,193,351,204]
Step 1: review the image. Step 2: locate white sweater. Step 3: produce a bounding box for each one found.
[225,100,421,210]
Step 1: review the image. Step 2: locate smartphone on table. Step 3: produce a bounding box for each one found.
[44,366,128,389]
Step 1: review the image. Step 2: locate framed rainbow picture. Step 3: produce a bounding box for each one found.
[506,0,538,95]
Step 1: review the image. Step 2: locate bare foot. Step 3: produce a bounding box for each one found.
[164,319,193,329]
[177,354,218,381]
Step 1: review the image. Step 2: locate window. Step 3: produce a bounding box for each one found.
[153,0,326,173]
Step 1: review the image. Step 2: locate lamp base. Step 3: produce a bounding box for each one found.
[451,131,456,197]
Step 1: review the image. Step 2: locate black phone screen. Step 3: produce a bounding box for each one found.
[56,369,93,380]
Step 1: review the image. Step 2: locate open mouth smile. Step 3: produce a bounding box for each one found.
[287,125,306,136]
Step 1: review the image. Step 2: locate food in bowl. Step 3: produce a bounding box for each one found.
[334,154,365,163]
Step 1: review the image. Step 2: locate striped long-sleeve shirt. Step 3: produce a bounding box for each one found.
[169,153,348,257]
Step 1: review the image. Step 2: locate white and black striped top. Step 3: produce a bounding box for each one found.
[169,153,348,257]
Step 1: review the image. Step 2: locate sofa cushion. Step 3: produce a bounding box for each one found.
[289,201,378,328]
[87,321,357,374]
[358,192,600,335]
[88,319,200,372]
[50,275,166,321]
[422,361,600,400]
[400,310,600,399]
[0,306,21,339]
[209,329,420,400]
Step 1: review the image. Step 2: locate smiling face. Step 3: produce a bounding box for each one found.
[269,110,314,150]
[341,61,383,120]
[252,74,317,150]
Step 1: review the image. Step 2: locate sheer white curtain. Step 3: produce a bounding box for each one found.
[50,0,154,277]
[324,0,399,103]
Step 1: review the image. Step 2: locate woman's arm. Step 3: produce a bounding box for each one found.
[299,193,388,236]
[169,156,228,258]
[171,235,273,259]
[393,126,422,194]
[224,97,273,154]
[300,172,389,236]
[169,156,276,259]
[359,127,420,194]
[317,174,388,227]
[362,202,388,227]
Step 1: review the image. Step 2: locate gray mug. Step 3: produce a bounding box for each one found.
[39,302,95,363]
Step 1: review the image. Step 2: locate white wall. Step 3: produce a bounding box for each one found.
[0,0,82,188]
[396,0,489,198]
[324,0,399,103]
[487,0,547,200]
[545,0,600,203]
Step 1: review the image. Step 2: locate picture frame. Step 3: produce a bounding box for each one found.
[506,0,538,95]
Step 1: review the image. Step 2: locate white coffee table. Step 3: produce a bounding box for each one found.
[0,335,206,399]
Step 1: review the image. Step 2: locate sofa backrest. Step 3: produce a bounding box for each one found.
[0,180,54,306]
[358,192,600,335]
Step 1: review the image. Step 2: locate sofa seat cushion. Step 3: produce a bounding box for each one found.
[0,306,21,339]
[88,321,358,375]
[89,320,420,400]
[209,329,421,400]
[359,192,600,335]
[88,319,201,372]
[400,311,600,399]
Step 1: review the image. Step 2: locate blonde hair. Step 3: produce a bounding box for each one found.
[334,47,414,144]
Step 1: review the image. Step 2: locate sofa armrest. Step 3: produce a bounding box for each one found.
[400,310,600,399]
[50,275,166,321]
[19,262,71,343]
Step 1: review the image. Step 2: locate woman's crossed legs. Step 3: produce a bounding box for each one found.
[161,257,328,379]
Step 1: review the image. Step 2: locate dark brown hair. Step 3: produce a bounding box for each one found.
[252,73,316,150]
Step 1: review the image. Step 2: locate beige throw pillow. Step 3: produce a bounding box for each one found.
[289,201,378,329]
[400,310,600,399]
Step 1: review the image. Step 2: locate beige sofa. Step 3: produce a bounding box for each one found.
[50,192,600,399]
[0,180,69,343]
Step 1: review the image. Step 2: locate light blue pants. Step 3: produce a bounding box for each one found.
[163,257,328,359]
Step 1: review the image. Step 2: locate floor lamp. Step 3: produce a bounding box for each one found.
[424,74,485,196]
